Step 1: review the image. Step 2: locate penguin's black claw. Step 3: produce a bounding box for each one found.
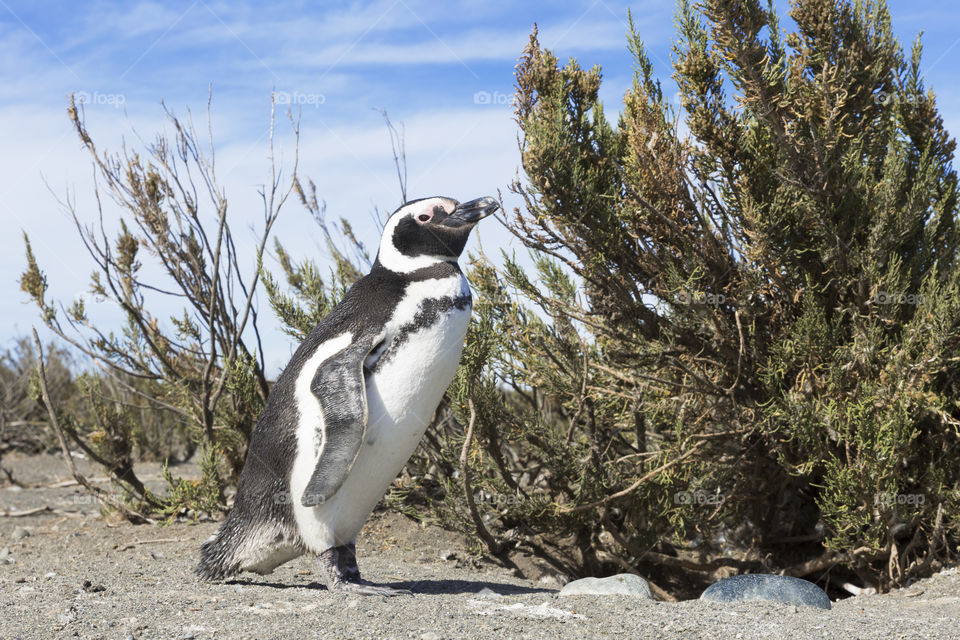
[331,580,413,597]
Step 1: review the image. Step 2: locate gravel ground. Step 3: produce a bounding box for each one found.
[1,453,959,640]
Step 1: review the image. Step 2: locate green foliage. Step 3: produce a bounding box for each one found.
[359,2,960,595]
[160,445,225,521]
[442,0,958,593]
[19,234,55,324]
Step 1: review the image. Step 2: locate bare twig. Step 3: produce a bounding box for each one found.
[378,109,407,203]
[116,538,181,551]
[1,506,52,517]
[460,395,504,555]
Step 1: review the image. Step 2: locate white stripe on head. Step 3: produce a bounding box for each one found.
[376,197,459,273]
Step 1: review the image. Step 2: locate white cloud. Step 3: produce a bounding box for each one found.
[0,88,526,374]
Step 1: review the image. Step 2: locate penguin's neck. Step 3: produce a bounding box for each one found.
[370,258,462,283]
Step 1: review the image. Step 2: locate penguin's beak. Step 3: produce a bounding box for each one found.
[442,196,499,228]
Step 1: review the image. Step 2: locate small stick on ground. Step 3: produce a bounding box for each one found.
[44,477,111,489]
[1,465,26,488]
[116,538,181,551]
[1,506,53,517]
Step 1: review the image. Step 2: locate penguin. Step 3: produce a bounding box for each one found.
[197,195,499,595]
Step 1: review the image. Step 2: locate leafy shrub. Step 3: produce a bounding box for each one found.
[397,0,959,596]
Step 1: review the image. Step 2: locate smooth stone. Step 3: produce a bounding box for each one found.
[558,573,653,598]
[700,574,831,609]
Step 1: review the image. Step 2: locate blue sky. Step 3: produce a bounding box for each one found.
[3,0,959,374]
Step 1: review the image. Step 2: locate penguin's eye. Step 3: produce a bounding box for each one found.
[417,213,433,224]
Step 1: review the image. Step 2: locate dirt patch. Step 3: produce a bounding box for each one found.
[2,453,958,639]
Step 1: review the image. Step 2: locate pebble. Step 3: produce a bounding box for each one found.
[11,527,30,540]
[421,633,442,640]
[0,547,10,560]
[82,579,106,593]
[699,574,832,609]
[558,573,654,599]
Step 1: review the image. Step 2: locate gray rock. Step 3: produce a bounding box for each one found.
[11,527,30,540]
[558,573,653,598]
[700,574,831,609]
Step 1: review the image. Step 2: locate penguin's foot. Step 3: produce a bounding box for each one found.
[318,544,412,597]
[330,577,413,596]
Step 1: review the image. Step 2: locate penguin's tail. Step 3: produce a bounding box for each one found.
[196,515,244,580]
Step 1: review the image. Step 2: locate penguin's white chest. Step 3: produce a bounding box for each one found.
[291,273,471,550]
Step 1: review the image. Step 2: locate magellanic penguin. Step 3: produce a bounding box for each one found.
[197,195,499,595]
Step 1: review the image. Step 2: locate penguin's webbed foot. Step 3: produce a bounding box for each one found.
[318,544,413,597]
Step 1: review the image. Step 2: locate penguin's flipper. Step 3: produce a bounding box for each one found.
[301,333,379,507]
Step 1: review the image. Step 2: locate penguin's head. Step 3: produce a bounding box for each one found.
[376,196,499,273]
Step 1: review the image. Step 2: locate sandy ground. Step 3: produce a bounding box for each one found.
[1,453,959,640]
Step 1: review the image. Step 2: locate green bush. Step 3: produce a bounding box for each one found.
[392,0,960,595]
